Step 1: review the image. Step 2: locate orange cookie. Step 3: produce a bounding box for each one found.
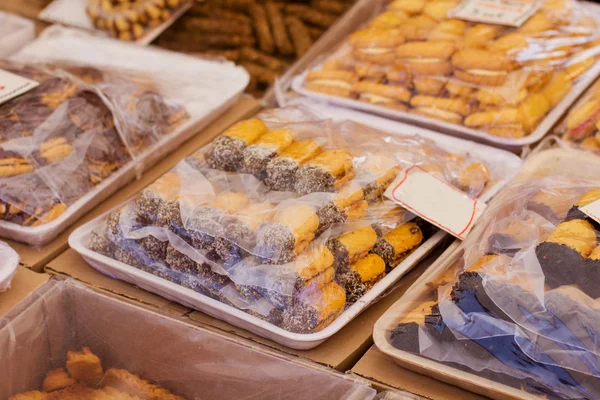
[461,24,504,48]
[305,70,358,97]
[349,29,405,64]
[475,87,528,107]
[487,33,528,55]
[464,108,521,127]
[389,0,426,15]
[386,68,412,85]
[413,77,447,95]
[354,81,412,107]
[539,71,572,107]
[423,0,459,21]
[397,15,437,41]
[519,93,550,132]
[445,80,475,97]
[428,19,466,42]
[368,10,409,29]
[452,48,511,86]
[411,94,471,115]
[518,12,554,35]
[396,41,455,76]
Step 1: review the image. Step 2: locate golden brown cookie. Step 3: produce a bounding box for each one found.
[423,0,459,21]
[386,68,412,85]
[538,71,572,107]
[354,81,412,103]
[305,70,358,97]
[487,33,528,55]
[396,15,437,41]
[452,48,511,86]
[413,77,446,95]
[518,12,554,34]
[464,108,521,127]
[461,24,503,48]
[410,94,471,123]
[519,93,550,132]
[368,10,409,29]
[349,29,405,64]
[354,62,388,81]
[396,41,455,76]
[428,19,466,42]
[445,80,475,97]
[475,87,528,107]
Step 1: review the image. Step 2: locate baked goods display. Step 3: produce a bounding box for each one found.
[0,60,188,229]
[86,106,497,334]
[86,0,189,41]
[557,77,600,152]
[385,176,600,398]
[8,347,184,399]
[302,0,600,139]
[154,0,358,95]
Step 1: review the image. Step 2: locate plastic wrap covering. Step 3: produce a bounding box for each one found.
[555,76,600,153]
[0,12,34,58]
[297,0,600,143]
[0,278,376,399]
[83,104,500,336]
[0,241,19,292]
[382,170,600,398]
[0,26,248,246]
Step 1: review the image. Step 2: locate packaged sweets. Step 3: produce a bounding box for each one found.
[154,0,360,95]
[556,77,600,152]
[84,105,501,335]
[379,170,600,399]
[300,0,600,140]
[0,241,18,292]
[0,26,249,246]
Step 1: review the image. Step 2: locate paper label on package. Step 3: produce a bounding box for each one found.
[579,199,600,225]
[0,69,39,105]
[449,0,541,27]
[384,166,487,240]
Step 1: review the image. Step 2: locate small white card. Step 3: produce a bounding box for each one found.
[384,166,487,240]
[0,69,39,106]
[579,199,600,225]
[449,0,541,27]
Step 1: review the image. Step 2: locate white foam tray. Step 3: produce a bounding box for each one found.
[0,26,249,246]
[373,147,600,399]
[0,241,19,292]
[70,105,522,350]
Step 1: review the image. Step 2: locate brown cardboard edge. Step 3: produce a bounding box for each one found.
[351,346,487,400]
[12,96,260,272]
[0,266,49,318]
[185,238,455,371]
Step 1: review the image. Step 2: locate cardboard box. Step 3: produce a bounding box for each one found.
[0,266,48,318]
[10,96,260,272]
[0,278,377,399]
[351,346,486,400]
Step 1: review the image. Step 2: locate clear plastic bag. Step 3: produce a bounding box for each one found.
[86,104,499,335]
[0,241,19,292]
[0,278,377,399]
[301,0,600,140]
[0,12,34,58]
[0,26,248,245]
[385,172,600,399]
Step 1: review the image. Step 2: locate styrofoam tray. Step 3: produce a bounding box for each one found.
[0,26,249,246]
[289,1,600,149]
[0,241,19,292]
[373,147,600,400]
[70,105,522,350]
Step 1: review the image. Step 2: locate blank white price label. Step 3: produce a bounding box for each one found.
[449,0,540,27]
[0,69,38,105]
[384,166,487,240]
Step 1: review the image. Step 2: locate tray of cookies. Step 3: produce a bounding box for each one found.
[154,0,363,97]
[0,26,248,246]
[1,279,376,399]
[291,0,600,148]
[69,102,521,349]
[374,146,600,399]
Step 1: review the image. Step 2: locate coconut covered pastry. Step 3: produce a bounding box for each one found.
[86,105,498,334]
[0,60,188,229]
[387,176,600,399]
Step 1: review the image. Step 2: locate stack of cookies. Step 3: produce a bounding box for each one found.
[304,0,600,139]
[0,61,188,228]
[558,78,600,151]
[154,0,358,95]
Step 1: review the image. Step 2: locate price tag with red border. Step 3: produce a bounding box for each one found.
[0,69,39,106]
[384,166,487,240]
